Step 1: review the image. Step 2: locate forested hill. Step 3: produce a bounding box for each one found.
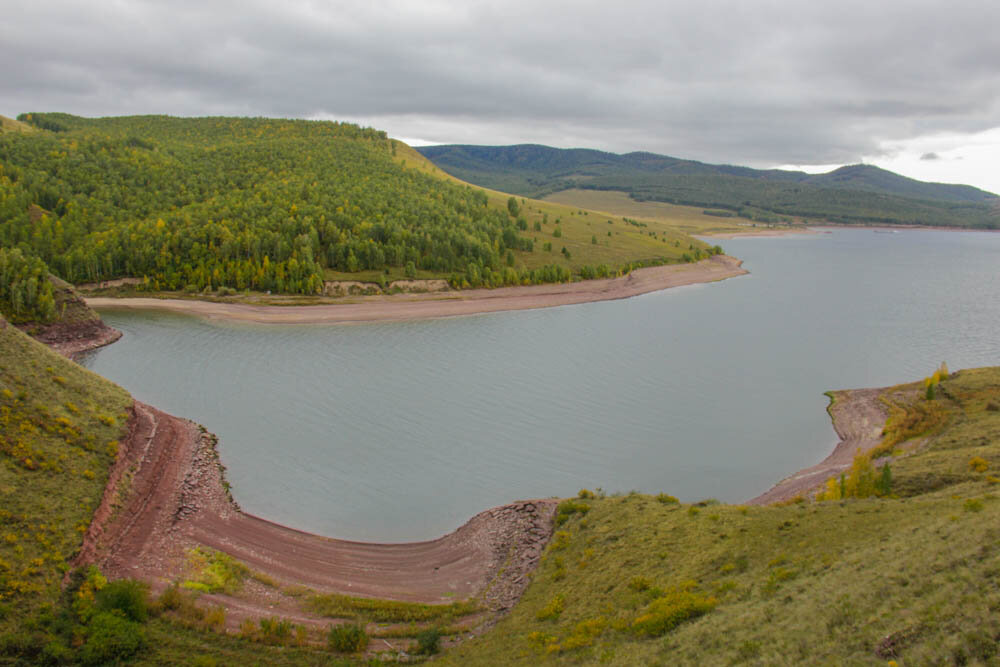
[0,113,544,295]
[417,144,1000,228]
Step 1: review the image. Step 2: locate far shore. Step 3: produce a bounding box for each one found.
[702,227,825,239]
[85,255,747,325]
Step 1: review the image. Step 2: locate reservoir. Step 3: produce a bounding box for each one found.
[82,228,1000,541]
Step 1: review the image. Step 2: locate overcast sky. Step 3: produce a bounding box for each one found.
[3,0,998,193]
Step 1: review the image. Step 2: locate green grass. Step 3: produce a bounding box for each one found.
[182,547,251,595]
[543,189,780,236]
[0,115,34,134]
[0,320,131,630]
[442,368,1000,665]
[304,592,479,623]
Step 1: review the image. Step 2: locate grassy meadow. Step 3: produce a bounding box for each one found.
[544,189,802,236]
[0,321,131,650]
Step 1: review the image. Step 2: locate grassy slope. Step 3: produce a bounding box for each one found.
[329,141,715,283]
[0,116,34,135]
[445,367,1000,665]
[543,189,780,236]
[0,321,130,618]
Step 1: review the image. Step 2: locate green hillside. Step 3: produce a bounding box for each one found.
[418,144,1000,228]
[445,367,1000,665]
[0,114,715,298]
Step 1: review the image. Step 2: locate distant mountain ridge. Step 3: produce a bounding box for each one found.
[418,144,999,228]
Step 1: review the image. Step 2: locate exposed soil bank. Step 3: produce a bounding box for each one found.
[84,255,746,325]
[22,318,122,360]
[16,274,123,359]
[747,388,889,505]
[76,400,557,635]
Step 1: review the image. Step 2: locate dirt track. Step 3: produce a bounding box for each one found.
[84,255,747,324]
[747,388,889,504]
[79,401,556,632]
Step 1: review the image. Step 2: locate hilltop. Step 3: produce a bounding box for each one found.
[0,115,34,134]
[418,144,1000,228]
[0,114,726,299]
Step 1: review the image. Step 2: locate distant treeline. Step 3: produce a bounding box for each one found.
[0,114,543,295]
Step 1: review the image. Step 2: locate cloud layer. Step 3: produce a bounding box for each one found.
[3,0,999,171]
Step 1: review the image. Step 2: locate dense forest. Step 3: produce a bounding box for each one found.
[0,114,551,295]
[418,144,1000,228]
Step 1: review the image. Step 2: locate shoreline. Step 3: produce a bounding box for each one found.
[84,255,747,324]
[78,399,557,642]
[746,387,890,505]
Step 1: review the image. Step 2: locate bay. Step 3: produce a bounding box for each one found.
[82,228,1000,541]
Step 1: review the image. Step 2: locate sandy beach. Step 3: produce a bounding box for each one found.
[85,255,747,324]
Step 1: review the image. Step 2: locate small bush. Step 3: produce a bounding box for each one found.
[577,488,595,499]
[969,456,989,473]
[95,579,149,623]
[257,617,293,645]
[628,576,652,592]
[328,623,369,653]
[415,627,442,655]
[656,493,679,505]
[537,594,565,621]
[555,500,590,525]
[79,612,146,666]
[183,547,248,594]
[631,589,718,637]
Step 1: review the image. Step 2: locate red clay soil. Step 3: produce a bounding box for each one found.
[747,388,889,505]
[84,255,747,325]
[76,401,557,634]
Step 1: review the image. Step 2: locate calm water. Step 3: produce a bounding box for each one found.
[82,228,1000,541]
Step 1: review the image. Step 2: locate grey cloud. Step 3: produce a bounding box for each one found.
[921,152,941,161]
[2,0,999,166]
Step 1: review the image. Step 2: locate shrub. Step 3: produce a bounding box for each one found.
[555,499,590,525]
[628,576,652,592]
[969,456,989,473]
[79,612,146,666]
[182,547,248,594]
[577,488,595,499]
[415,627,442,655]
[550,530,571,551]
[95,579,149,623]
[537,595,565,621]
[328,623,369,653]
[656,493,679,505]
[257,617,293,645]
[631,589,718,637]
